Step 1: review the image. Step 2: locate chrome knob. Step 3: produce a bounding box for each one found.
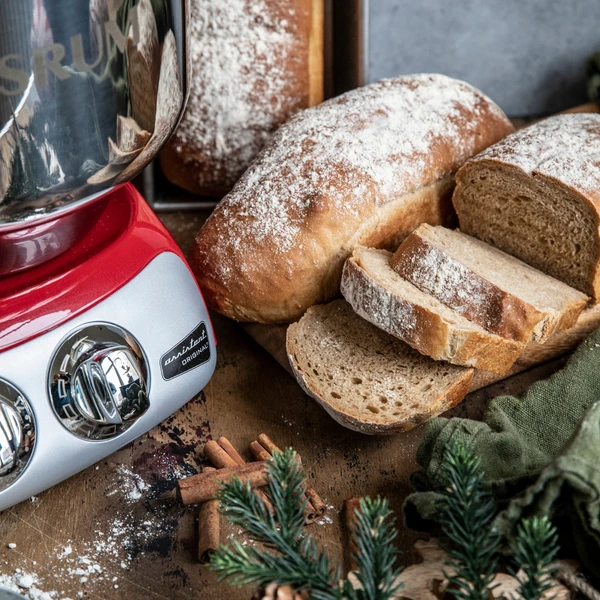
[49,324,150,440]
[0,379,35,491]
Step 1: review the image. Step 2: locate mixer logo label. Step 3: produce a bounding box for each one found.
[160,323,211,381]
[0,4,140,97]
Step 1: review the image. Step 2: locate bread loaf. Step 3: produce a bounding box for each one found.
[452,113,600,298]
[160,0,324,197]
[390,225,589,343]
[189,74,514,323]
[286,300,473,434]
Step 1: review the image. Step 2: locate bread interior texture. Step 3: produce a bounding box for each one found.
[455,164,600,296]
[287,301,469,429]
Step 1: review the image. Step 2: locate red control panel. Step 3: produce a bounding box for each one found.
[0,184,190,353]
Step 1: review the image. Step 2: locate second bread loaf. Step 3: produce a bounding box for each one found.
[189,74,514,323]
[160,0,323,197]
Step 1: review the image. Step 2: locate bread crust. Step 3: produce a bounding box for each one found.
[286,302,474,435]
[341,249,524,375]
[190,74,514,323]
[390,228,547,342]
[160,0,322,198]
[453,113,600,298]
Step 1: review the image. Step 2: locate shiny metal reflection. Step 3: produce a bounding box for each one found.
[0,0,187,228]
[49,323,150,440]
[0,379,36,491]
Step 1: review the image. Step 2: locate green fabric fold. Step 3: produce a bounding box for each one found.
[404,329,600,576]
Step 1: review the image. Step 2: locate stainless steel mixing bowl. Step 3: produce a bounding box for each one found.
[0,0,187,267]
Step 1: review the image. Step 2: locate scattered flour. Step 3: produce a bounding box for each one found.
[317,504,335,526]
[106,466,150,504]
[1,464,173,596]
[0,570,65,600]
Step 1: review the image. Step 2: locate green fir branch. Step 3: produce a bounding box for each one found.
[437,442,501,600]
[211,449,337,598]
[344,497,403,600]
[511,516,559,600]
[209,448,403,600]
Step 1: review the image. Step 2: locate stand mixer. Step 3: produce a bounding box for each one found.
[0,0,216,510]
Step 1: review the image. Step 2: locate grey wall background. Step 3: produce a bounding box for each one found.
[369,0,600,116]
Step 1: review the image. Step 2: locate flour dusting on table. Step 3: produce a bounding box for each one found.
[0,570,64,600]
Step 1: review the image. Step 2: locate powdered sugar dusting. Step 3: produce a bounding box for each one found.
[170,0,310,190]
[201,73,510,287]
[477,113,600,197]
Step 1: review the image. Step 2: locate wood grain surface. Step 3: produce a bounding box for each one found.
[0,211,580,600]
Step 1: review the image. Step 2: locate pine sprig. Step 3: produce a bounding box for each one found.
[344,497,403,600]
[209,448,403,600]
[437,442,501,600]
[511,516,559,600]
[211,449,337,598]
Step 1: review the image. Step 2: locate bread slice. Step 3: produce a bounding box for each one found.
[286,300,474,434]
[390,225,589,343]
[340,247,524,374]
[452,113,600,299]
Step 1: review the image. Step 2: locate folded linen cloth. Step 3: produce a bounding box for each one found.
[405,329,600,576]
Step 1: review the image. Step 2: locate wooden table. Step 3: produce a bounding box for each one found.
[0,210,570,600]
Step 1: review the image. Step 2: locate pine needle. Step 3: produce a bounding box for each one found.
[209,448,403,600]
[437,442,501,600]
[345,497,404,600]
[511,516,559,600]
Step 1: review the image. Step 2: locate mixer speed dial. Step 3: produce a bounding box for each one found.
[48,324,150,440]
[0,379,35,491]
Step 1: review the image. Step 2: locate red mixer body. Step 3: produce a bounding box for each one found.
[0,184,217,510]
[0,183,207,352]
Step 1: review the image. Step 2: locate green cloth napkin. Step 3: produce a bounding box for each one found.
[404,328,600,576]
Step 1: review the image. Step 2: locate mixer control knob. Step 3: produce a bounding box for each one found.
[48,324,150,440]
[0,380,35,491]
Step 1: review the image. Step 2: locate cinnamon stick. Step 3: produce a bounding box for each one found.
[208,438,274,514]
[204,440,238,469]
[178,462,268,505]
[305,488,327,516]
[249,441,272,462]
[257,433,281,456]
[217,437,246,465]
[256,434,326,520]
[198,467,220,564]
[344,497,361,573]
